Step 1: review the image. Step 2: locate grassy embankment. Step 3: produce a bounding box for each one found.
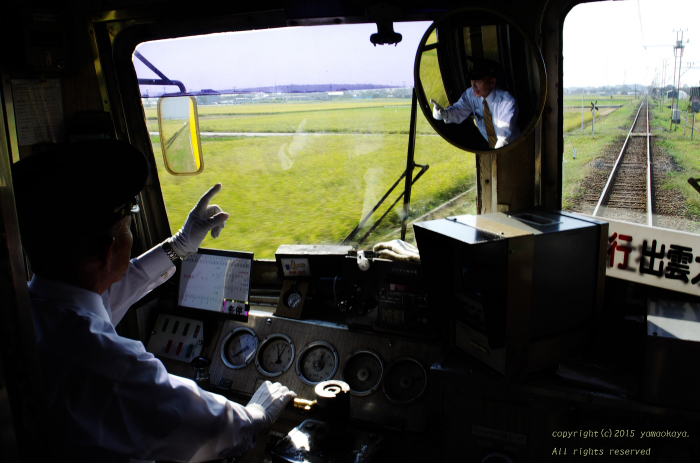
[562,94,635,133]
[648,100,700,217]
[148,99,476,258]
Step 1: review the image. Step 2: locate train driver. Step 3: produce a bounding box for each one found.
[431,58,520,149]
[12,139,296,463]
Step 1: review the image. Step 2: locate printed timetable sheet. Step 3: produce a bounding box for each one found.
[11,79,66,146]
[178,249,253,315]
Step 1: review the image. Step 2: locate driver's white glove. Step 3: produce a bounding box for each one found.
[431,99,447,121]
[167,184,229,258]
[245,381,297,433]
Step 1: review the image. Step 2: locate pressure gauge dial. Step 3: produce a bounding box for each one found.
[255,333,295,377]
[296,341,339,385]
[382,358,427,404]
[286,290,303,309]
[221,327,258,370]
[341,349,384,396]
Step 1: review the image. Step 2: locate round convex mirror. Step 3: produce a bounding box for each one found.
[415,8,546,154]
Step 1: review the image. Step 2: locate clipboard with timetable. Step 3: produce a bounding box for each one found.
[177,248,253,320]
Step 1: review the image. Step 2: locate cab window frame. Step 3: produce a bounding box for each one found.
[107,11,462,260]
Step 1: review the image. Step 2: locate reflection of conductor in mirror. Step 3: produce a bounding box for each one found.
[431,58,520,149]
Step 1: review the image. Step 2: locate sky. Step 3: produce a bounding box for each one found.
[564,0,700,89]
[134,1,700,93]
[134,22,431,93]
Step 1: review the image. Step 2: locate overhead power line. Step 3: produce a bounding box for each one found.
[637,0,646,47]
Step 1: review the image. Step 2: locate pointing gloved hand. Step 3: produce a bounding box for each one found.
[168,184,230,258]
[245,381,297,433]
[430,99,447,121]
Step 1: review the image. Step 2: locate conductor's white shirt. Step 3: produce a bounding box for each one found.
[29,246,263,463]
[442,87,520,148]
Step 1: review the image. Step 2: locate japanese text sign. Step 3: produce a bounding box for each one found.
[601,217,700,295]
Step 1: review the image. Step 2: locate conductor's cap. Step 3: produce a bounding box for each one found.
[12,139,149,237]
[467,58,500,81]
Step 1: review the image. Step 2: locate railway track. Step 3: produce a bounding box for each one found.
[585,97,653,225]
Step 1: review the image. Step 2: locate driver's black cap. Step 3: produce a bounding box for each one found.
[467,58,500,81]
[12,139,150,237]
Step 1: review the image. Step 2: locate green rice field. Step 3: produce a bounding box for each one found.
[148,98,477,258]
[562,107,617,133]
[147,100,435,134]
[563,93,637,107]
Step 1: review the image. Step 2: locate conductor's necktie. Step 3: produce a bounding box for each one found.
[483,99,497,149]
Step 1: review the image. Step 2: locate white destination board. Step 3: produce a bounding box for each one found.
[595,216,700,296]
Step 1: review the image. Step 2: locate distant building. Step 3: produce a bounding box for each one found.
[197,89,220,105]
[691,87,700,114]
[667,90,689,100]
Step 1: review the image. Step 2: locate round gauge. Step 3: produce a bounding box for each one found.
[255,333,295,377]
[341,349,384,396]
[296,341,339,385]
[286,290,303,309]
[221,327,259,370]
[382,358,427,404]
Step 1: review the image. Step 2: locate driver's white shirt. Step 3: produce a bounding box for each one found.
[443,87,520,148]
[29,246,263,463]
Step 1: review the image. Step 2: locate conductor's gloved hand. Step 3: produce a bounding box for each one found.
[168,184,229,258]
[431,99,447,120]
[245,381,297,433]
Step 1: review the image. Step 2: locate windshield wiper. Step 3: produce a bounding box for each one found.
[342,89,429,245]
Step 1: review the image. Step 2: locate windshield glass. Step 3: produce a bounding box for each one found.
[563,0,700,234]
[135,22,476,258]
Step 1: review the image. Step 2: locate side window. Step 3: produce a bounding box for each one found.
[562,1,699,235]
[134,23,477,258]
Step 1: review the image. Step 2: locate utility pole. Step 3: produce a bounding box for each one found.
[671,39,678,129]
[581,87,585,130]
[675,35,687,130]
[671,30,688,131]
[661,58,668,112]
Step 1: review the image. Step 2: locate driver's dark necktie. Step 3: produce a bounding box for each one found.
[483,99,497,148]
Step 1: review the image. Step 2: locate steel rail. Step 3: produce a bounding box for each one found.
[645,98,653,226]
[592,99,646,216]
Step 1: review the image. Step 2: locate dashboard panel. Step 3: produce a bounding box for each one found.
[208,309,444,433]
